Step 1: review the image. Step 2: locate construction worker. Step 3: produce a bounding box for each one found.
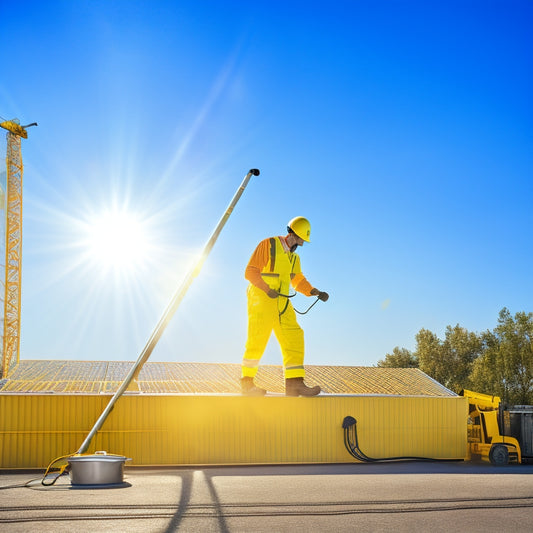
[241,216,329,397]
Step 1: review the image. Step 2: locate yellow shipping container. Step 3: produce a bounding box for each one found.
[0,394,468,468]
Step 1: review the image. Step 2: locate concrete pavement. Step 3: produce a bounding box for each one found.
[1,462,533,532]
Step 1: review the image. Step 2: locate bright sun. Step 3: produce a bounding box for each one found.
[82,209,151,276]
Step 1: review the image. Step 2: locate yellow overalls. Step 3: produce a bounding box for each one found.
[242,237,306,379]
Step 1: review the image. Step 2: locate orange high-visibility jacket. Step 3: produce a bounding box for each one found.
[245,236,314,297]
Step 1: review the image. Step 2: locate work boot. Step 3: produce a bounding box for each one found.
[285,377,321,397]
[241,377,266,397]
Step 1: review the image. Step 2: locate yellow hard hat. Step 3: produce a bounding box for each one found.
[287,216,311,242]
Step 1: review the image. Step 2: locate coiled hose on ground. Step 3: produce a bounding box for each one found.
[342,416,460,463]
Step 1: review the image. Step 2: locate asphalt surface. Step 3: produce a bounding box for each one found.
[1,462,533,532]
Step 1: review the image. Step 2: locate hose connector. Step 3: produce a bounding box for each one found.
[342,416,356,429]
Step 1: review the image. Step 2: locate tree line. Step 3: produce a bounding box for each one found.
[377,308,533,405]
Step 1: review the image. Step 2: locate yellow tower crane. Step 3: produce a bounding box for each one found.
[0,118,37,378]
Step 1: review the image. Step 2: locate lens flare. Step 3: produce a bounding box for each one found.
[80,208,152,278]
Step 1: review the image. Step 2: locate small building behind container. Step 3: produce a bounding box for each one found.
[507,406,533,462]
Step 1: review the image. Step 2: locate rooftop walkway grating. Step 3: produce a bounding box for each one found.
[0,360,456,396]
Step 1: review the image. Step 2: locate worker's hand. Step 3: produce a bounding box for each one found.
[266,288,279,299]
[311,288,329,302]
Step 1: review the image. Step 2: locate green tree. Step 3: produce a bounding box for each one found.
[379,308,533,401]
[470,308,533,404]
[416,325,482,393]
[415,328,444,382]
[377,347,418,368]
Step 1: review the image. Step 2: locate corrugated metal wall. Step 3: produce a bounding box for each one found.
[0,394,468,468]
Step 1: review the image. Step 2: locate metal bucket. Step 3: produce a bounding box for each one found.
[68,451,131,485]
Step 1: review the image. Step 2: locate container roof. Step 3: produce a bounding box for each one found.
[0,360,456,396]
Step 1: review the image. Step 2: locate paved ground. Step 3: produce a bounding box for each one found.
[1,462,533,532]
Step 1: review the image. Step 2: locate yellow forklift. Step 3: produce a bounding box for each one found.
[461,389,533,465]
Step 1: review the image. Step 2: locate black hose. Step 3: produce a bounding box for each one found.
[342,416,460,463]
[293,297,320,315]
[277,293,321,316]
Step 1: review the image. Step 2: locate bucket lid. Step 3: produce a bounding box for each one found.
[68,453,130,463]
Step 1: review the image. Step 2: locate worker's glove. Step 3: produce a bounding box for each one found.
[266,288,279,299]
[310,288,329,302]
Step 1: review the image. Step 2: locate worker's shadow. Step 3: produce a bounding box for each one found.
[163,470,229,533]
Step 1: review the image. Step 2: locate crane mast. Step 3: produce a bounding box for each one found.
[0,119,36,378]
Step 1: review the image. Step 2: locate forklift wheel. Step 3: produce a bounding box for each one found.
[489,444,509,465]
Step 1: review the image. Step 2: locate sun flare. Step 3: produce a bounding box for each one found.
[81,209,151,276]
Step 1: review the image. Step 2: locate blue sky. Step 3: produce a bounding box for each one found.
[1,0,531,368]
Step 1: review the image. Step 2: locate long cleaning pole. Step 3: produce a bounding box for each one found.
[76,168,260,455]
